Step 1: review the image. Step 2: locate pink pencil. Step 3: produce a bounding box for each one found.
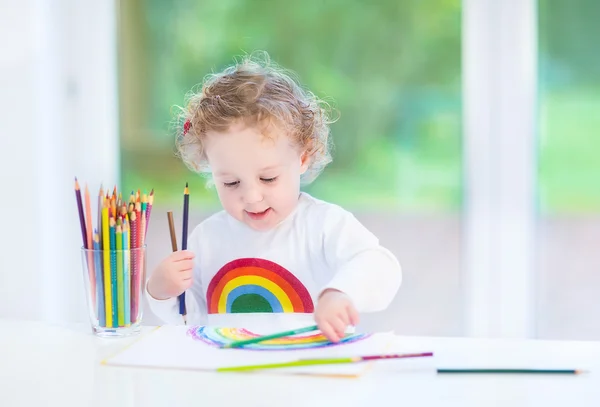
[84,184,96,305]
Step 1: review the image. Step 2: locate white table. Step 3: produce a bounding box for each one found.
[1,319,599,407]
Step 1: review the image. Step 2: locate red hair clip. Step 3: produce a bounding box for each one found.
[183,120,191,136]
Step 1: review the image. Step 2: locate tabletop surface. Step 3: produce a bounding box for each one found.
[1,319,599,407]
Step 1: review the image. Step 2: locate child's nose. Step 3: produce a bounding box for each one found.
[242,185,263,204]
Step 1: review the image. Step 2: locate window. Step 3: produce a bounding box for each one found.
[537,0,600,340]
[119,0,463,335]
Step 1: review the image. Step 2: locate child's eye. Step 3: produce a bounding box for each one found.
[261,177,277,183]
[223,181,240,188]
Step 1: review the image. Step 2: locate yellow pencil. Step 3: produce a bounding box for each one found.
[102,204,113,327]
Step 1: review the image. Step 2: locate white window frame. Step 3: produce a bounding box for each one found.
[462,0,538,338]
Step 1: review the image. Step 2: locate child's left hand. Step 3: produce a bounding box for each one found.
[314,289,359,342]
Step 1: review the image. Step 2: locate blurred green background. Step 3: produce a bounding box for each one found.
[119,0,600,214]
[538,0,600,213]
[119,0,462,212]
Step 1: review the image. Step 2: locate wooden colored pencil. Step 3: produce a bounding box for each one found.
[178,183,189,324]
[436,368,586,375]
[167,211,178,252]
[139,208,147,323]
[97,185,104,243]
[93,232,105,327]
[84,184,96,306]
[181,183,189,250]
[129,211,139,324]
[140,210,147,248]
[74,178,87,247]
[217,352,434,372]
[101,204,112,328]
[123,219,130,326]
[116,224,124,327]
[221,325,319,349]
[109,217,117,327]
[84,185,93,248]
[145,189,154,237]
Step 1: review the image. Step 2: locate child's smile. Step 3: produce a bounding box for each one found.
[245,207,272,221]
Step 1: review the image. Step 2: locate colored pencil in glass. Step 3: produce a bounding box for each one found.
[221,325,319,349]
[116,224,124,327]
[109,218,117,327]
[74,178,87,247]
[134,200,142,322]
[93,232,105,327]
[101,204,113,328]
[436,368,586,375]
[139,210,147,321]
[129,211,139,324]
[217,352,434,372]
[97,185,104,243]
[140,210,146,248]
[145,189,154,237]
[135,201,142,248]
[123,219,131,326]
[84,184,96,306]
[141,192,147,214]
[178,183,189,324]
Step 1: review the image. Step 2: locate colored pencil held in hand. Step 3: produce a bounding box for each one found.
[74,178,154,329]
[165,183,190,325]
[180,183,190,324]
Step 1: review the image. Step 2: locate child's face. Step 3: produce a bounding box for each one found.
[205,122,309,231]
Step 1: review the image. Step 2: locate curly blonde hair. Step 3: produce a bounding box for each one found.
[175,51,337,185]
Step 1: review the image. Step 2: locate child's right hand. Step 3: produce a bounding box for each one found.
[147,250,195,300]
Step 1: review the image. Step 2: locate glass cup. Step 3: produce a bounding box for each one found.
[81,246,146,337]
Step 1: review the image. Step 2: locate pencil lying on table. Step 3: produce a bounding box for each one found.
[437,368,587,375]
[217,352,434,372]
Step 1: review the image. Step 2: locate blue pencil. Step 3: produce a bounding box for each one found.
[178,183,189,324]
[109,219,117,327]
[93,233,105,327]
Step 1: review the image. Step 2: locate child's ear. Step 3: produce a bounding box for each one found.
[299,150,311,174]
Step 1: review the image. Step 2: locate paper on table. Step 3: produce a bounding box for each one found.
[102,325,396,377]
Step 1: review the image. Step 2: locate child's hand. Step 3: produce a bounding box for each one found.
[147,250,195,300]
[314,289,359,343]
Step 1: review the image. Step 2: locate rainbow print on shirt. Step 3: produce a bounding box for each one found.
[205,258,314,314]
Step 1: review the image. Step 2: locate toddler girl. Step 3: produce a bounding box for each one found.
[146,52,402,342]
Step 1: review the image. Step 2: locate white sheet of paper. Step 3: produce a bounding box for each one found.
[102,326,398,376]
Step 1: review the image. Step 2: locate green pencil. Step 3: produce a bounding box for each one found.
[437,368,586,375]
[217,352,434,372]
[221,325,319,349]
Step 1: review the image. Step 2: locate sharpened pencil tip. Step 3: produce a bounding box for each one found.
[186,181,188,187]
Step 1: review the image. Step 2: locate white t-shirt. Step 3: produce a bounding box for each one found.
[146,192,402,332]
